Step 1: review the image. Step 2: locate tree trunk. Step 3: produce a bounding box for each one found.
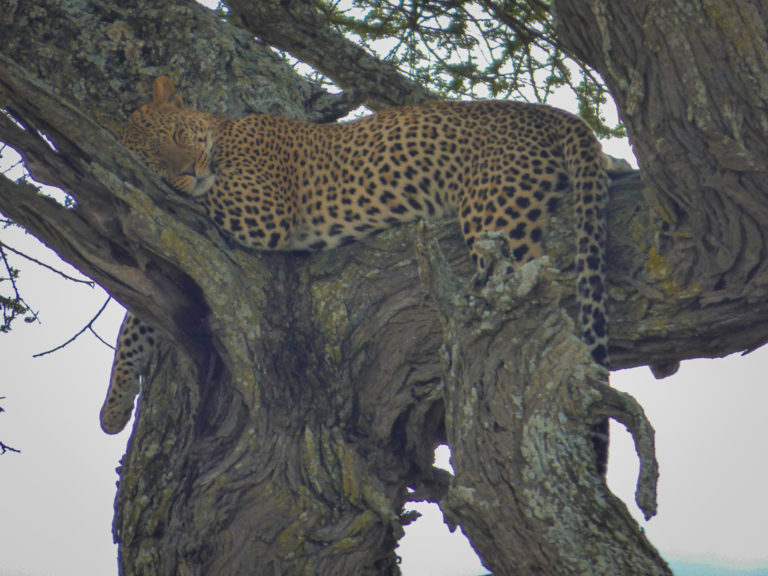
[552,0,768,372]
[112,228,451,574]
[1,0,767,574]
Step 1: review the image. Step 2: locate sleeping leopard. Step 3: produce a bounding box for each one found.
[101,77,610,461]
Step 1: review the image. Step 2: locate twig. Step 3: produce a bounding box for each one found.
[89,321,116,350]
[33,296,114,357]
[0,241,94,286]
[0,441,21,455]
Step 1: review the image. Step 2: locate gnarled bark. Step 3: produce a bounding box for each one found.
[416,230,665,574]
[553,0,768,370]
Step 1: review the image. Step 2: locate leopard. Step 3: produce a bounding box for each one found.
[101,77,610,469]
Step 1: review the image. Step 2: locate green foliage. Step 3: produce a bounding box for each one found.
[574,77,626,139]
[317,0,622,135]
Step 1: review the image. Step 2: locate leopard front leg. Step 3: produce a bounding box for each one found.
[100,312,155,434]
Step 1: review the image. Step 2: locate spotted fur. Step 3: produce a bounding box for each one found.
[100,313,156,434]
[101,77,609,445]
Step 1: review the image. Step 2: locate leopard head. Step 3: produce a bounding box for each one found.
[122,77,224,197]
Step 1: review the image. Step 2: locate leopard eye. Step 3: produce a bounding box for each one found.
[172,127,186,143]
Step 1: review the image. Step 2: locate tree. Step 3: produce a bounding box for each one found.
[1,0,766,574]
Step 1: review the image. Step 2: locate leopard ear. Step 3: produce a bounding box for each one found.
[152,76,184,108]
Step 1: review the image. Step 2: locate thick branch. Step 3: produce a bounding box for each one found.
[225,0,435,110]
[553,0,768,301]
[0,56,212,356]
[415,226,666,574]
[0,0,330,124]
[604,172,768,370]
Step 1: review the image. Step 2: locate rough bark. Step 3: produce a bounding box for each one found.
[1,0,766,574]
[416,230,664,574]
[552,0,768,372]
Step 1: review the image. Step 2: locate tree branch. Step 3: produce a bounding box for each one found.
[592,383,658,520]
[552,0,768,297]
[33,296,114,357]
[225,0,436,110]
[0,240,38,331]
[414,230,667,574]
[1,241,94,286]
[0,440,21,455]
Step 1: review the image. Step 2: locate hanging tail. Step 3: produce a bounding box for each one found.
[560,114,610,475]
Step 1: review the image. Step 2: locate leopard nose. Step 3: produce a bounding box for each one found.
[180,161,196,177]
